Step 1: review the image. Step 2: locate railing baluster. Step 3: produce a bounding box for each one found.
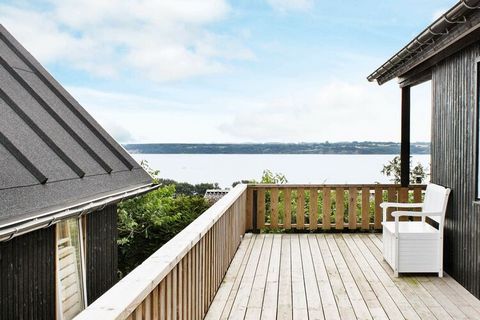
[323,187,331,230]
[399,187,409,221]
[297,188,305,229]
[167,272,172,320]
[336,187,344,230]
[413,186,423,221]
[160,278,166,319]
[387,186,397,221]
[361,187,370,230]
[246,188,253,231]
[349,187,357,229]
[284,188,292,230]
[152,286,159,319]
[309,188,318,230]
[374,187,383,230]
[271,188,279,228]
[258,189,265,229]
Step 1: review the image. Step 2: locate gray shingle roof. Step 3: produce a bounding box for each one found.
[0,25,152,228]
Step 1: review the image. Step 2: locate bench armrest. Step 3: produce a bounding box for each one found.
[391,211,443,218]
[380,202,423,209]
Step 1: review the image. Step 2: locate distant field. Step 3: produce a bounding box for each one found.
[123,142,430,155]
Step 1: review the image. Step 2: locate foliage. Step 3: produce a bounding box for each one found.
[381,156,428,184]
[260,169,288,184]
[117,186,210,276]
[232,169,287,187]
[158,178,220,196]
[117,161,211,276]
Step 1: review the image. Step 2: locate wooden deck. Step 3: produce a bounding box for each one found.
[206,233,480,320]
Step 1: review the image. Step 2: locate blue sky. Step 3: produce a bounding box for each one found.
[1,0,456,143]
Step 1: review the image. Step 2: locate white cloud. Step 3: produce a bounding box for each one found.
[266,0,314,12]
[0,0,253,81]
[219,80,431,142]
[65,78,431,144]
[103,122,135,143]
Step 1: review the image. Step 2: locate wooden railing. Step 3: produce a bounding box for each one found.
[75,183,426,320]
[75,184,247,320]
[245,184,426,231]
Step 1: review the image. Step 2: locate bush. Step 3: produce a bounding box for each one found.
[117,161,212,276]
[117,185,210,276]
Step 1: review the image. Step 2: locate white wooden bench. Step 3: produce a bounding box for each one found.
[381,183,451,277]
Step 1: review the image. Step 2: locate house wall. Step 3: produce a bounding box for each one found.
[431,41,480,298]
[0,204,119,318]
[86,204,119,304]
[0,226,56,319]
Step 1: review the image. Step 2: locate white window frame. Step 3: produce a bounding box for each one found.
[55,217,88,320]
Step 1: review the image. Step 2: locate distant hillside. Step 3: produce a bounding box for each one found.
[124,142,430,154]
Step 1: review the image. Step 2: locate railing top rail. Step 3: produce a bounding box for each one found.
[248,183,427,189]
[75,184,247,320]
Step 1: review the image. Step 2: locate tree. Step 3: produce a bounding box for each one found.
[381,156,428,184]
[260,169,288,184]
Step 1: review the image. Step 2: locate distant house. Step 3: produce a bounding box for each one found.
[204,189,230,203]
[0,25,157,319]
[369,0,480,299]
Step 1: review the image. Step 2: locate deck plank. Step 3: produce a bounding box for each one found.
[362,235,436,320]
[228,234,265,320]
[352,234,421,320]
[290,235,308,320]
[299,234,324,320]
[441,275,480,313]
[277,234,292,320]
[260,234,282,320]
[325,234,372,320]
[245,234,273,319]
[218,234,256,320]
[316,234,356,320]
[333,235,388,320]
[342,234,405,320]
[308,235,341,320]
[363,234,452,320]
[205,234,254,320]
[207,234,480,320]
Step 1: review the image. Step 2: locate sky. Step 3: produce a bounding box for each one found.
[0,0,456,143]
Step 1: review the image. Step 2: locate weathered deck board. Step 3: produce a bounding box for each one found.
[205,234,480,320]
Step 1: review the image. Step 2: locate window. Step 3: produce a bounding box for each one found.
[56,218,87,320]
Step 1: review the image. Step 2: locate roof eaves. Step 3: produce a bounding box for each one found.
[368,0,480,85]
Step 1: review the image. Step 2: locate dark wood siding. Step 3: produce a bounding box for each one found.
[0,226,56,320]
[86,204,118,304]
[431,41,480,298]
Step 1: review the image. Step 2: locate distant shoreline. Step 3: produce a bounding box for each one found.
[124,142,430,155]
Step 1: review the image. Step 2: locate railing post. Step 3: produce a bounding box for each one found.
[252,190,259,233]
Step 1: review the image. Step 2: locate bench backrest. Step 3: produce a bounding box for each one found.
[423,183,451,225]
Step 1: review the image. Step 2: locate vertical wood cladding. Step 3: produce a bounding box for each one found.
[0,226,56,320]
[86,204,118,304]
[431,41,480,298]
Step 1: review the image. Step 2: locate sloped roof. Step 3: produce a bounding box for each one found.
[0,25,152,228]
